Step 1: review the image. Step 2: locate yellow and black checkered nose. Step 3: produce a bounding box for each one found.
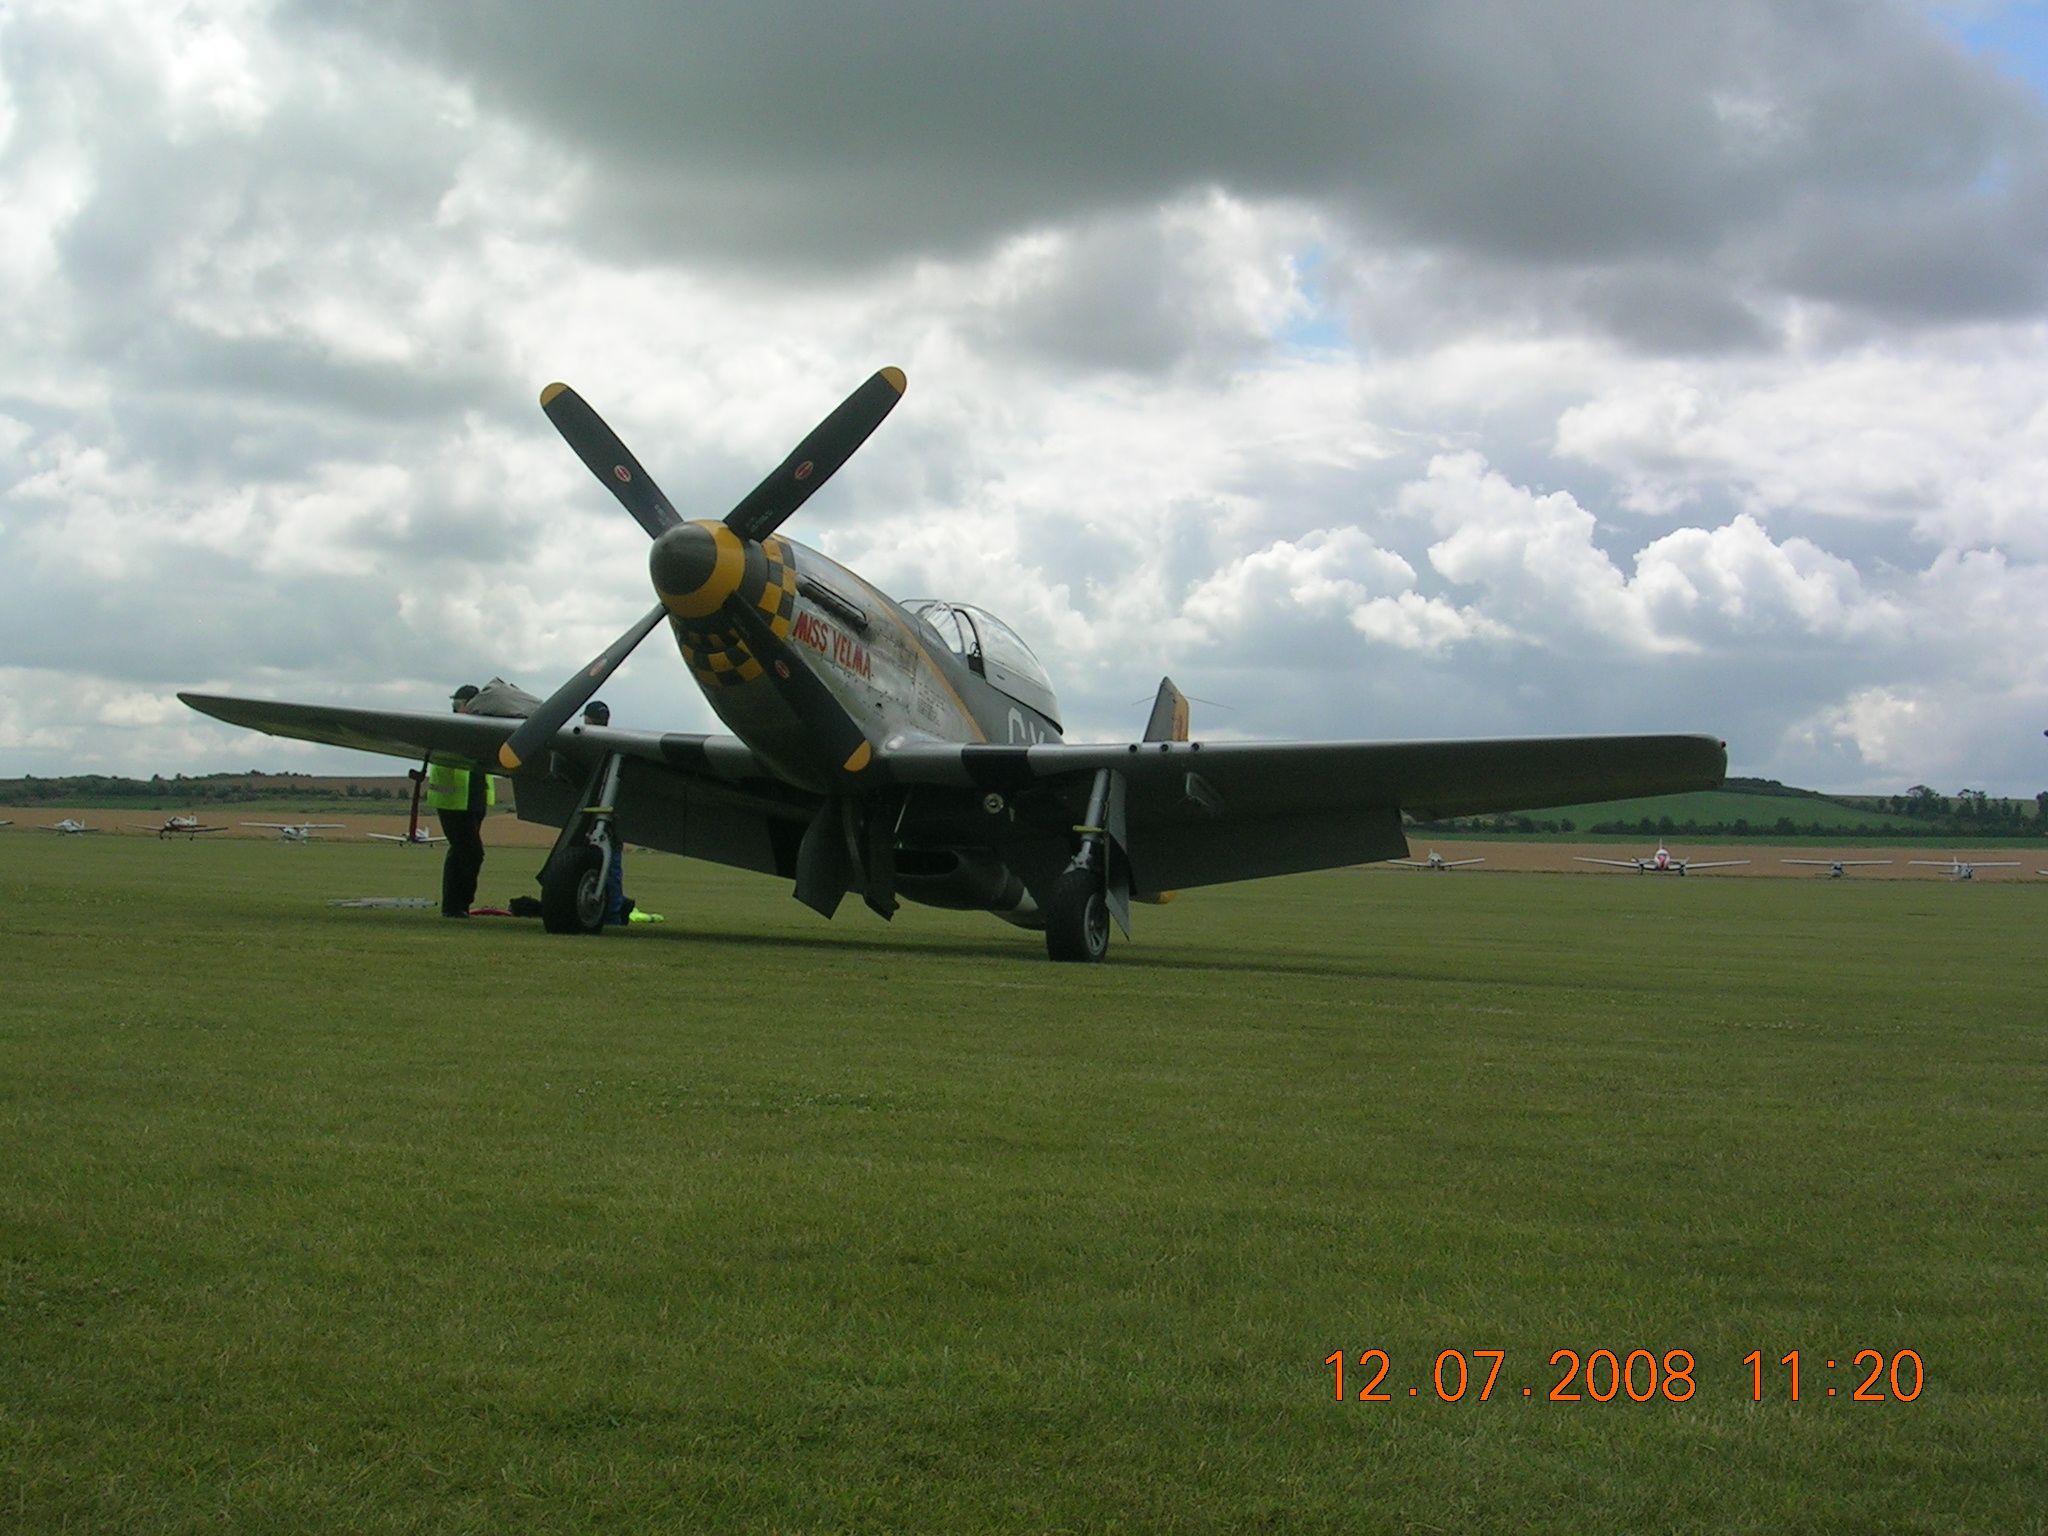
[653,521,801,693]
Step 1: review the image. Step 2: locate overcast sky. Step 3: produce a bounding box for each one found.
[4,0,2046,794]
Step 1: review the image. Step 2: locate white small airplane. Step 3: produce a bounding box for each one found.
[1575,843,1747,875]
[1908,855,2021,881]
[1389,849,1484,871]
[41,818,97,835]
[367,828,446,846]
[1781,858,1891,878]
[131,814,229,840]
[242,821,344,843]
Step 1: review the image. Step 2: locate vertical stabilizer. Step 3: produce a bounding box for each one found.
[1144,677,1190,742]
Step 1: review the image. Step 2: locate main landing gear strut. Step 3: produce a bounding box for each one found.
[1046,768,1131,963]
[538,752,624,935]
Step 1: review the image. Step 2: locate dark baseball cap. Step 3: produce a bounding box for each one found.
[583,700,611,724]
[450,684,481,702]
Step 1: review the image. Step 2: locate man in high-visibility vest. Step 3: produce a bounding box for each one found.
[429,684,496,918]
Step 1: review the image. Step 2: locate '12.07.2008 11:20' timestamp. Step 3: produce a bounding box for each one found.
[1325,1349,1925,1403]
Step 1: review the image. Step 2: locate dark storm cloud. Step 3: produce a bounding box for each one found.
[295,0,2048,325]
[1574,266,1775,355]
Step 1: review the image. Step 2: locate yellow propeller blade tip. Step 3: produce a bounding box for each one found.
[843,740,873,773]
[880,367,907,394]
[539,382,568,407]
[497,744,522,771]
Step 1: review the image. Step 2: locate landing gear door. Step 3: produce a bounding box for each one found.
[1101,770,1131,938]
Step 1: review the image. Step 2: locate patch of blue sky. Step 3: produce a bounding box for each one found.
[1934,1,2048,101]
[1275,244,1350,353]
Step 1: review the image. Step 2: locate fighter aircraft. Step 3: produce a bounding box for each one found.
[41,818,97,835]
[241,821,344,843]
[1389,849,1485,871]
[131,815,229,840]
[1908,855,2021,880]
[1781,858,1892,878]
[1574,843,1747,876]
[182,367,1727,961]
[367,828,446,846]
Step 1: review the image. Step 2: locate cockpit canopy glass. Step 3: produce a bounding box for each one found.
[901,600,1061,729]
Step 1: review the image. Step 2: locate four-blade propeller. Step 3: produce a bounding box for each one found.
[496,369,906,775]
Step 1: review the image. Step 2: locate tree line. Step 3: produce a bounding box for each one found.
[0,773,405,804]
[1413,784,2045,840]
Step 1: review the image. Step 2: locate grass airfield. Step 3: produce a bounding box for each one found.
[2,834,2043,1533]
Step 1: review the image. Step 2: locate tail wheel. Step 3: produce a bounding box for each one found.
[1045,867,1110,963]
[542,846,608,935]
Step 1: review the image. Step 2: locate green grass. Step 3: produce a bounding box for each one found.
[2,837,2044,1533]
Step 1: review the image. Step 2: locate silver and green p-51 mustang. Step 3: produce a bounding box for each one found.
[184,368,1724,961]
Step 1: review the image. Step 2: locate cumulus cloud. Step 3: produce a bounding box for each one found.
[4,0,2048,793]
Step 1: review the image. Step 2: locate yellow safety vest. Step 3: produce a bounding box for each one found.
[426,762,496,812]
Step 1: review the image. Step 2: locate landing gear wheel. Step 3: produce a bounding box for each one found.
[1045,866,1110,963]
[542,845,608,935]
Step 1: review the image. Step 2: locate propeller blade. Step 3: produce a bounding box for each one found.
[719,594,876,781]
[495,602,668,772]
[723,367,905,542]
[540,383,684,539]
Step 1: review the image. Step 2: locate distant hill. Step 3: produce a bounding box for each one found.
[1415,779,2042,841]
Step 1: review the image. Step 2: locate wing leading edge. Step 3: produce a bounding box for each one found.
[882,732,1725,820]
[179,692,800,881]
[177,693,766,783]
[881,732,1725,893]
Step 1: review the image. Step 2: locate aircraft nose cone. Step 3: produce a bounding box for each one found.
[651,520,748,620]
[651,522,717,596]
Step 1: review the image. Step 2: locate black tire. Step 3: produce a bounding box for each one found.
[1044,866,1110,963]
[542,846,608,935]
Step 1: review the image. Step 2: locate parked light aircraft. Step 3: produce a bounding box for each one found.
[1908,855,2021,881]
[1390,849,1484,871]
[132,815,228,840]
[183,368,1727,961]
[367,828,446,846]
[1781,858,1891,878]
[42,818,96,835]
[1575,843,1747,876]
[242,821,343,843]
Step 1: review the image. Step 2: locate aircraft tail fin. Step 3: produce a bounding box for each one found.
[1143,677,1190,743]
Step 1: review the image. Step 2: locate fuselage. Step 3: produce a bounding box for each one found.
[641,518,1065,924]
[651,522,1062,793]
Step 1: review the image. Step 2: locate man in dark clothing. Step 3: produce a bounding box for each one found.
[428,685,493,917]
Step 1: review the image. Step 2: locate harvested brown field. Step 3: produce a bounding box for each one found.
[0,806,557,848]
[6,810,2037,875]
[1370,839,2044,878]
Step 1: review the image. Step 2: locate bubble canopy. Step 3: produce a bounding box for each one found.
[901,600,1062,729]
